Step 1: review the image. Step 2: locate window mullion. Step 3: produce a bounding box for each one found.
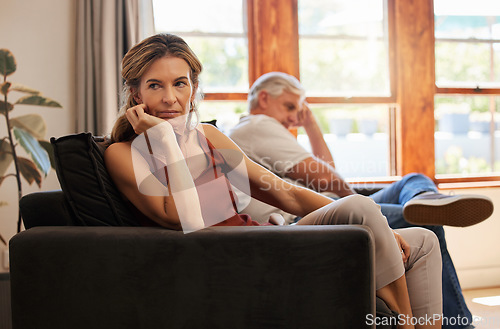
[394,0,436,178]
[247,0,300,85]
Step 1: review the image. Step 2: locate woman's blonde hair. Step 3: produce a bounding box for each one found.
[109,33,203,144]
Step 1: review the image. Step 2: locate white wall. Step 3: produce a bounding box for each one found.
[441,187,500,290]
[0,0,76,270]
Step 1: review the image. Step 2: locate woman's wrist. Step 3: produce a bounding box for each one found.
[132,121,184,165]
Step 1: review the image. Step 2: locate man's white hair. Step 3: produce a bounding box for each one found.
[248,72,306,112]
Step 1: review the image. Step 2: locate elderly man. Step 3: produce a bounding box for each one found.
[229,71,492,329]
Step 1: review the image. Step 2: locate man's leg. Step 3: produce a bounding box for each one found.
[380,203,474,329]
[370,173,493,227]
[369,173,437,205]
[358,173,481,328]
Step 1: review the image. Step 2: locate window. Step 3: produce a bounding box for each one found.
[297,0,394,178]
[151,0,500,185]
[298,0,391,97]
[153,0,249,93]
[198,101,247,134]
[435,96,500,175]
[434,0,500,177]
[297,104,390,178]
[435,1,500,88]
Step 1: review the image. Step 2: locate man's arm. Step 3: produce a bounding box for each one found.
[298,104,335,168]
[286,156,356,198]
[290,104,356,197]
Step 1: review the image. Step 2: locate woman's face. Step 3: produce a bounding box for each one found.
[135,56,195,120]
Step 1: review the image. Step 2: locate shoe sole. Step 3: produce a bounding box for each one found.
[403,196,494,227]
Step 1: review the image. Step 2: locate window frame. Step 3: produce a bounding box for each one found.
[194,0,500,187]
[433,3,500,186]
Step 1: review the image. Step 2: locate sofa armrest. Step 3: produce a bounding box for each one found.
[352,184,389,196]
[10,225,375,329]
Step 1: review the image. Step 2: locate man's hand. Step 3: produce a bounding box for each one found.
[296,102,316,129]
[294,102,338,170]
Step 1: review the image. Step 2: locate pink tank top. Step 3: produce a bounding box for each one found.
[194,129,263,227]
[138,129,267,228]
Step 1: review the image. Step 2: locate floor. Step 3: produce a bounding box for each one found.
[462,287,500,328]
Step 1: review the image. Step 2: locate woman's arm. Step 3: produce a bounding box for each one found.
[105,106,205,232]
[133,121,205,233]
[105,141,183,229]
[202,124,334,217]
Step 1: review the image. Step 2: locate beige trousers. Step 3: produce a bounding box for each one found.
[298,194,443,318]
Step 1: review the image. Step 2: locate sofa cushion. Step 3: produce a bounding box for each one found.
[50,133,138,226]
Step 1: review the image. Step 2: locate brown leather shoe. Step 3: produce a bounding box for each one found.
[402,193,494,227]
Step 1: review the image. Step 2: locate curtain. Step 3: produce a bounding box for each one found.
[75,0,155,135]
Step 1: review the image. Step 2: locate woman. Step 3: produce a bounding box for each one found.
[105,33,442,329]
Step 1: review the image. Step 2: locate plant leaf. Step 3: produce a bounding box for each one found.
[0,100,14,115]
[15,95,62,108]
[9,83,41,95]
[1,82,11,95]
[10,114,47,139]
[18,157,42,188]
[13,127,50,176]
[0,139,13,177]
[0,49,16,77]
[38,140,56,170]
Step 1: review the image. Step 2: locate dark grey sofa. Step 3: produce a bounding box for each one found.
[9,133,395,328]
[11,191,376,329]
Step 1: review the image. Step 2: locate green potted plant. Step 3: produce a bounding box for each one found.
[0,49,62,246]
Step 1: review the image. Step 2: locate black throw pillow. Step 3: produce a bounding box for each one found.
[51,133,138,226]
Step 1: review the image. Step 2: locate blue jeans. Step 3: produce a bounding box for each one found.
[370,173,473,329]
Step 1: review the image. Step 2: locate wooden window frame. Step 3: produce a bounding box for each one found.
[201,0,500,187]
[434,2,500,187]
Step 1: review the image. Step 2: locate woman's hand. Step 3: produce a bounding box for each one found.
[126,104,166,135]
[393,230,410,262]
